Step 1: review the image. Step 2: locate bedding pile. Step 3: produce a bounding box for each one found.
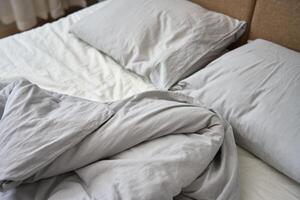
[0,79,239,200]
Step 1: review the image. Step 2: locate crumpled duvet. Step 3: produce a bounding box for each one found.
[0,79,239,200]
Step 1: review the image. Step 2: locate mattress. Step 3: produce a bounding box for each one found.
[0,2,299,199]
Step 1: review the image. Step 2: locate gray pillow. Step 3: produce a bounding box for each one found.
[71,0,246,89]
[175,39,300,183]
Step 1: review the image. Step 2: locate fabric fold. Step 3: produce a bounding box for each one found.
[0,79,239,200]
[0,79,114,191]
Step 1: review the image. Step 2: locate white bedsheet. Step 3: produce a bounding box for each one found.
[0,2,299,200]
[239,148,300,200]
[0,2,155,102]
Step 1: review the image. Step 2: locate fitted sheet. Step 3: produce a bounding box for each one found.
[0,2,299,199]
[238,147,300,200]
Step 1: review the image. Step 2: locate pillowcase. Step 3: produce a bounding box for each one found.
[175,39,300,183]
[71,0,246,89]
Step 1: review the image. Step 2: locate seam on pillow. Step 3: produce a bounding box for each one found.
[157,21,246,90]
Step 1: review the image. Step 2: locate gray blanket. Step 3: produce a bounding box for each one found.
[0,80,239,200]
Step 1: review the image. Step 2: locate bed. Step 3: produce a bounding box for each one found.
[0,0,299,199]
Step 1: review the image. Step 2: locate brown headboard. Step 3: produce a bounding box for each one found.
[249,0,300,52]
[191,0,300,52]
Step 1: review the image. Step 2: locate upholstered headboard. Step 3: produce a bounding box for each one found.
[249,0,300,52]
[191,0,300,52]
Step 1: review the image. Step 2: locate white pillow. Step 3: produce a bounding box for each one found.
[71,0,245,89]
[176,39,300,183]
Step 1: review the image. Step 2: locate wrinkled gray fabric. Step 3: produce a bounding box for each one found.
[0,79,239,200]
[173,39,300,183]
[0,79,114,190]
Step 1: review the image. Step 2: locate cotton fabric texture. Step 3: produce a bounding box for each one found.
[174,39,300,183]
[71,0,246,89]
[0,79,239,200]
[0,3,300,199]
